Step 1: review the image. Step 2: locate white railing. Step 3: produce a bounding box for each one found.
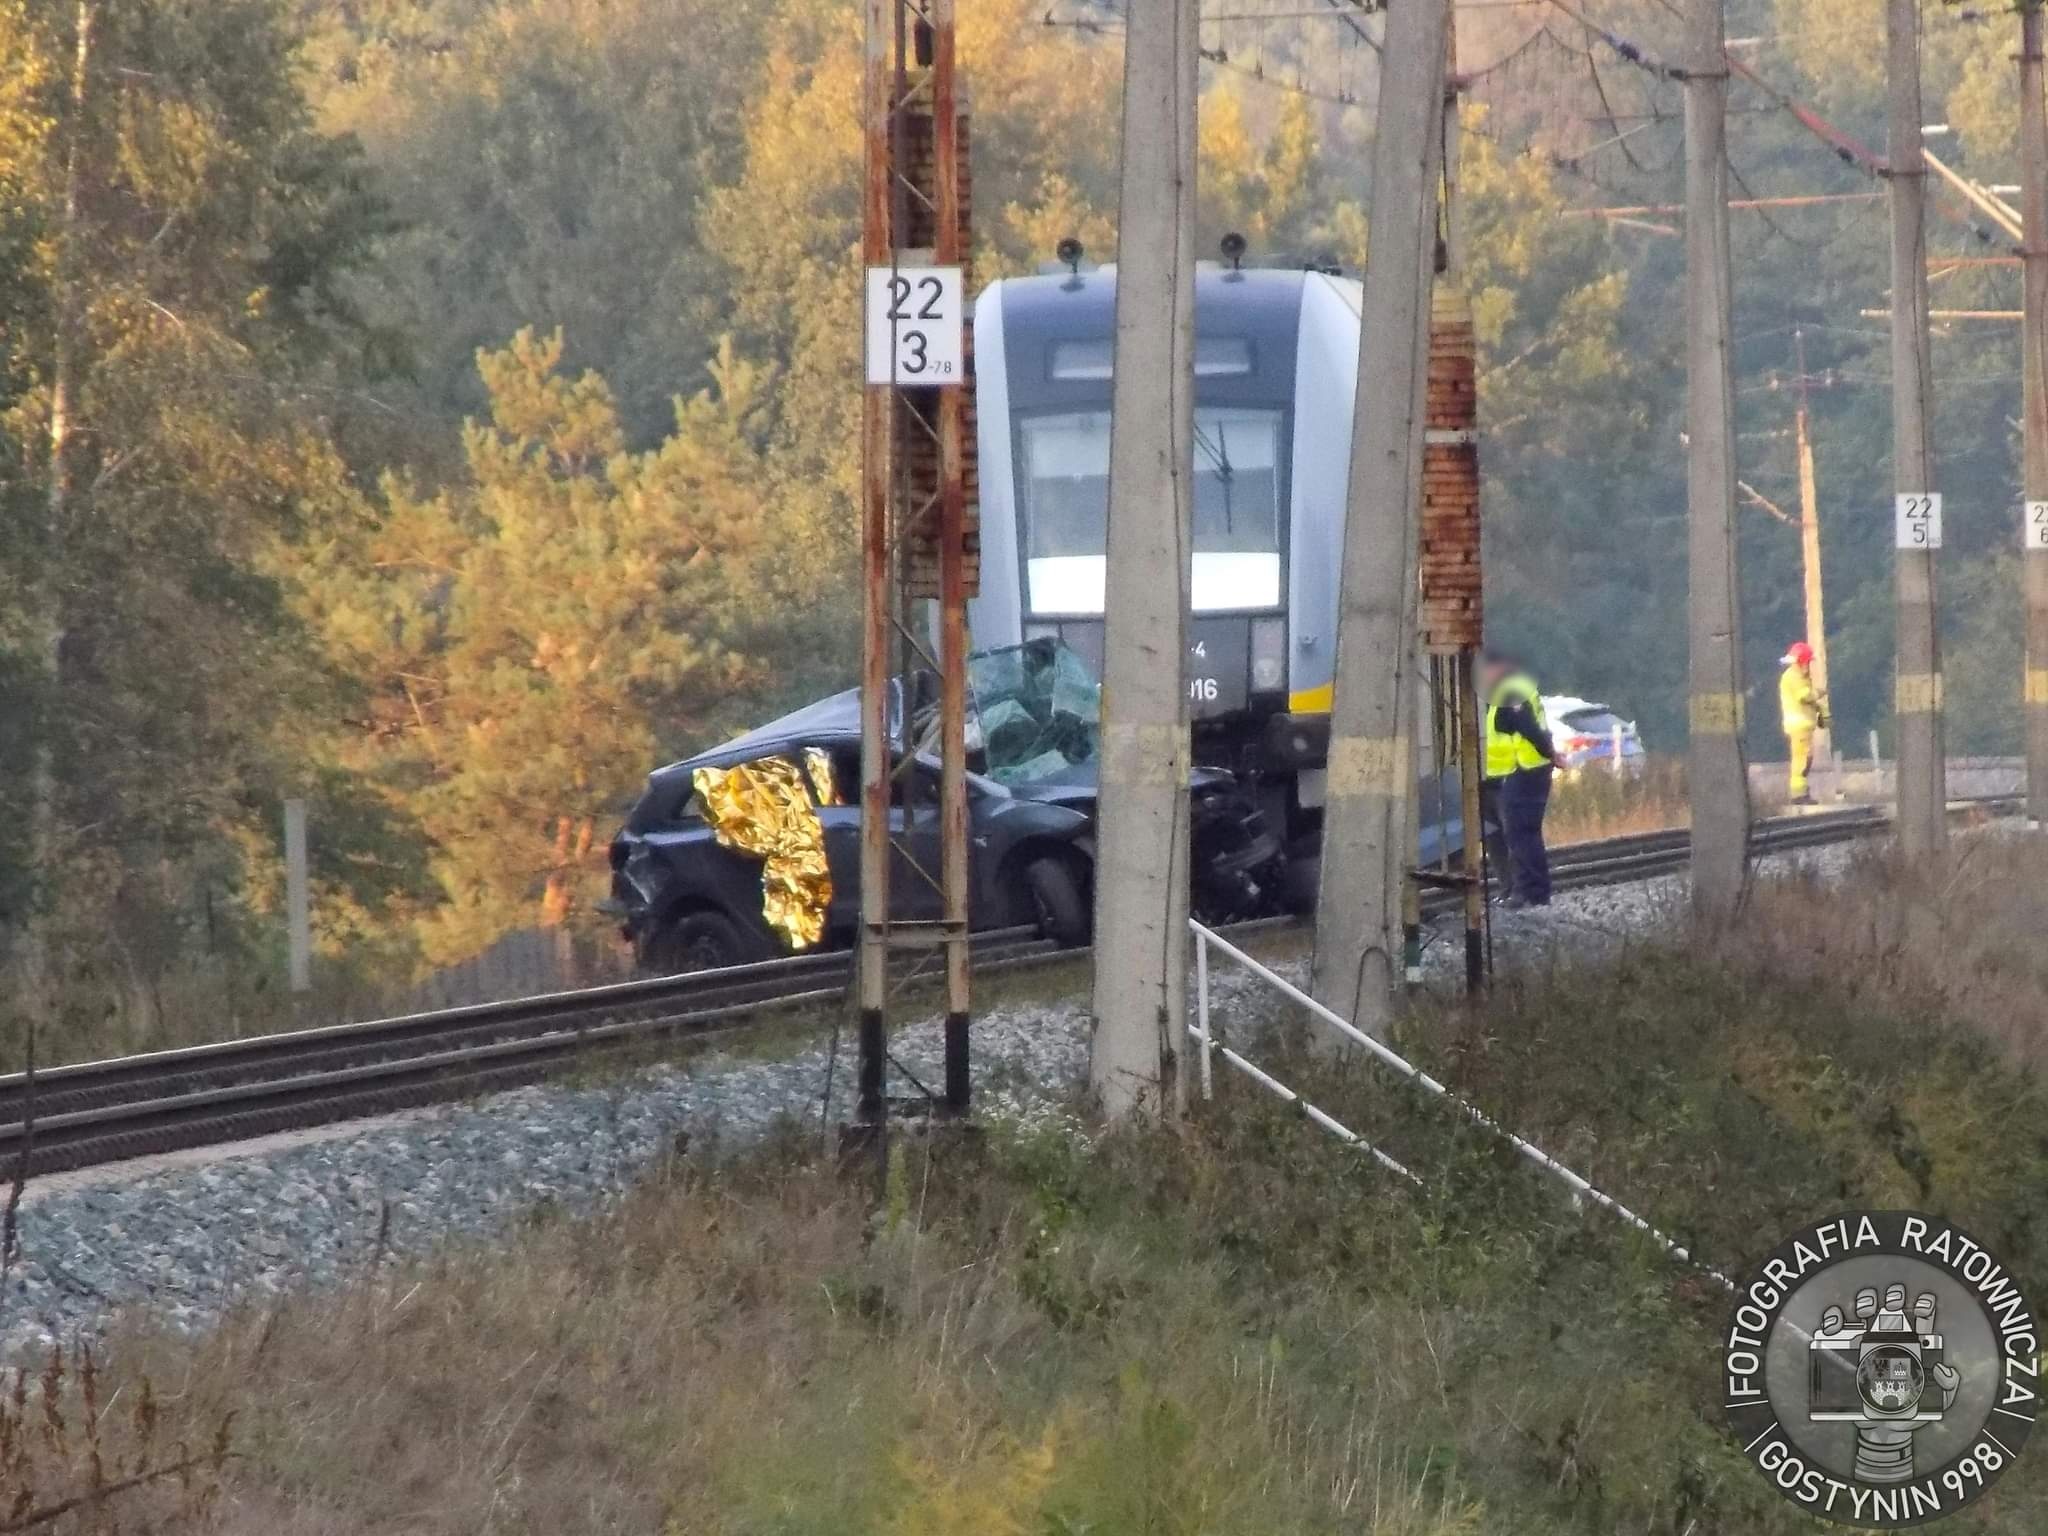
[1187,920,1735,1293]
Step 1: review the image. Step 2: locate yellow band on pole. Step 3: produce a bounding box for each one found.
[2027,668,2048,707]
[1326,734,1413,799]
[1689,692,1745,735]
[1098,721,1190,789]
[1895,672,1945,714]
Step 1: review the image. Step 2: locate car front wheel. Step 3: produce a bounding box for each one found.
[639,910,748,975]
[1021,856,1090,947]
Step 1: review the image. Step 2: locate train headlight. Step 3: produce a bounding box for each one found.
[1250,616,1286,692]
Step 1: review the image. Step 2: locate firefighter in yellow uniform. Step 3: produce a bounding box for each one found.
[1778,641,1828,805]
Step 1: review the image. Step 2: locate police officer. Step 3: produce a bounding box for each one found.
[1480,651,1568,909]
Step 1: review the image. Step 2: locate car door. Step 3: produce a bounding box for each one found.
[887,756,947,922]
[809,743,947,926]
[808,743,866,938]
[806,745,950,925]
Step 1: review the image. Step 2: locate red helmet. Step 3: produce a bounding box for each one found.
[1782,641,1814,667]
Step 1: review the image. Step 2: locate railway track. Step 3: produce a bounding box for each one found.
[0,802,1944,1179]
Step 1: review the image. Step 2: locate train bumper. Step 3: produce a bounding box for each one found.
[1260,711,1329,772]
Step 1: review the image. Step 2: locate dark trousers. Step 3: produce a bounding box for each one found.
[1490,765,1554,903]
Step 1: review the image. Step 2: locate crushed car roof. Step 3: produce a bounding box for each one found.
[647,681,910,795]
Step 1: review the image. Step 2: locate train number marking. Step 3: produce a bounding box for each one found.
[1189,677,1219,703]
[865,266,964,385]
[1895,491,1942,551]
[2027,500,2048,551]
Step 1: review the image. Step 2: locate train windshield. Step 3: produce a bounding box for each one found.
[1018,407,1284,615]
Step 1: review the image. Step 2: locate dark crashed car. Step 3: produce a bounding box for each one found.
[610,641,1284,972]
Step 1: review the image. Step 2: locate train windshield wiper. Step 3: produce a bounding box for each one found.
[1194,421,1235,532]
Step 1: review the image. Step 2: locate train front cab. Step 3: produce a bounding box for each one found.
[969,262,1363,844]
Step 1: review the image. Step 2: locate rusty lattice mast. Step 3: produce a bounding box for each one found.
[856,0,977,1146]
[1421,288,1486,990]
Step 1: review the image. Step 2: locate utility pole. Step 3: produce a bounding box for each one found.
[1311,0,1449,1038]
[2020,0,2048,827]
[1792,329,1834,797]
[1887,0,1947,854]
[1091,0,1197,1119]
[1682,0,1748,918]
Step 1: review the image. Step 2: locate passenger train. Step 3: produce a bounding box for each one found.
[969,257,1366,846]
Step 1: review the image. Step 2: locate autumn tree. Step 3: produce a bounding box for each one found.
[0,0,417,1058]
[304,330,826,960]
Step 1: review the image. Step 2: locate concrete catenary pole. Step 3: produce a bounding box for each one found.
[1793,328,1834,795]
[2020,0,2048,826]
[1682,0,1749,918]
[1090,0,1197,1119]
[855,0,898,1134]
[1310,0,1449,1038]
[1887,0,1947,853]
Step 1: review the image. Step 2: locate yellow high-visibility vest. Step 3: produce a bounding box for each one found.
[1485,673,1549,777]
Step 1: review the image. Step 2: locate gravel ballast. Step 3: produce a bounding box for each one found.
[0,837,1874,1359]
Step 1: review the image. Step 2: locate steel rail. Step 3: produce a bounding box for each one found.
[0,802,1980,1179]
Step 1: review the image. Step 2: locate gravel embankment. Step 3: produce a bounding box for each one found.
[0,839,1860,1359]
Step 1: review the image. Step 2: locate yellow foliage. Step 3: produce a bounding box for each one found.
[888,1420,1064,1536]
[1000,172,1116,279]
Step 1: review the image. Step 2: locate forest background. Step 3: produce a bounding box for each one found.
[0,0,2026,1051]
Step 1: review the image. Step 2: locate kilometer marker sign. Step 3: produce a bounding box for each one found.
[1896,492,1942,551]
[865,266,964,386]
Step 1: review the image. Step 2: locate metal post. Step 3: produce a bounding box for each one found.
[1870,727,1883,799]
[1792,328,1835,798]
[1458,654,1486,989]
[1194,930,1212,1102]
[2021,0,2048,827]
[1090,0,1197,1120]
[856,0,897,1137]
[855,0,977,1142]
[1887,0,1947,853]
[283,798,311,994]
[1682,0,1749,918]
[1311,0,1449,1040]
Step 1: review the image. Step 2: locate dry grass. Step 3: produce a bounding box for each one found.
[1732,825,2048,1070]
[1543,756,1689,843]
[101,1138,1508,1536]
[21,840,2048,1534]
[1,1347,232,1534]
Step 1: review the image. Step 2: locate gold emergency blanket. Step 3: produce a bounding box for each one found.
[691,756,834,949]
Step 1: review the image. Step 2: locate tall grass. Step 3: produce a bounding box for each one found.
[0,1347,231,1533]
[1545,756,1688,843]
[30,838,2048,1534]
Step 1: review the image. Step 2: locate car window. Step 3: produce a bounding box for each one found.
[802,745,847,807]
[810,745,860,809]
[890,756,943,809]
[1559,708,1628,737]
[968,639,1101,786]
